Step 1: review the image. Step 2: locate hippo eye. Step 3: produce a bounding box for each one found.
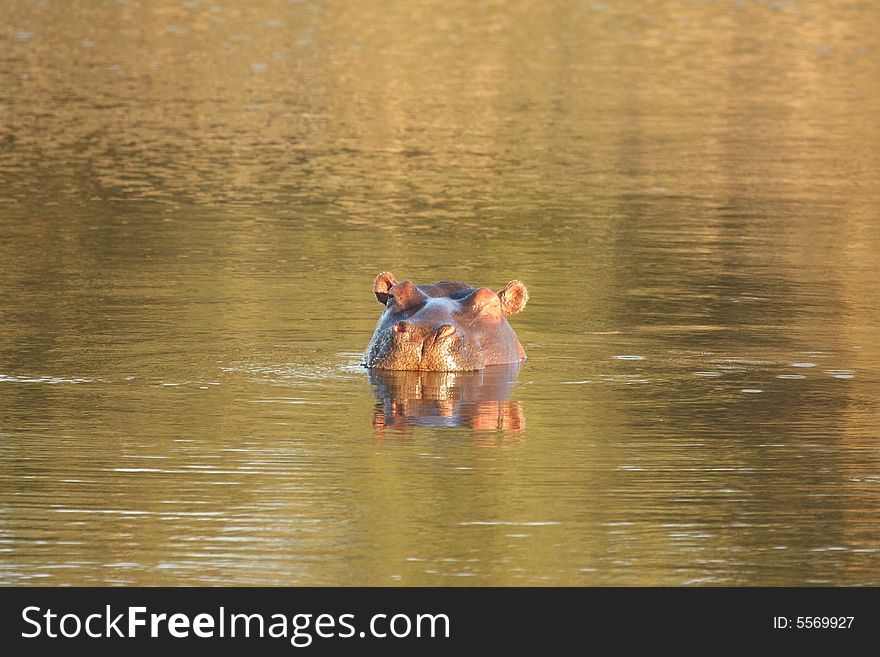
[386,295,395,305]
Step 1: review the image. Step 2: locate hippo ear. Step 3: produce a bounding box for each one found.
[498,280,528,316]
[374,272,398,304]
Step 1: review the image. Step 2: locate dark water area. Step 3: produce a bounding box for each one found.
[1,0,879,585]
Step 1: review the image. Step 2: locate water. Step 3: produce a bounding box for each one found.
[1,0,879,586]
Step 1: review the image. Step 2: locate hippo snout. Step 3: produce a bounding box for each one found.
[364,272,528,372]
[421,324,459,357]
[435,324,456,339]
[390,321,455,342]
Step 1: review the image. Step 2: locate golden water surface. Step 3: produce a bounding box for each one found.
[1,0,879,585]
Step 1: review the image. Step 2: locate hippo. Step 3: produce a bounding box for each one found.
[363,272,529,371]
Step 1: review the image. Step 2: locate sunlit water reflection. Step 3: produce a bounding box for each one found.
[1,0,879,585]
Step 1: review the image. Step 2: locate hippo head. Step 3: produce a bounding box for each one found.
[364,272,528,371]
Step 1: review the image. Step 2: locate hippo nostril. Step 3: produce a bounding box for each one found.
[393,321,411,334]
[436,324,456,340]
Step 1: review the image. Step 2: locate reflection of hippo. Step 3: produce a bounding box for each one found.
[369,362,525,435]
[363,272,529,371]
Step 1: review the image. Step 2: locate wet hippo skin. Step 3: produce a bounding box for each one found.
[364,272,529,371]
